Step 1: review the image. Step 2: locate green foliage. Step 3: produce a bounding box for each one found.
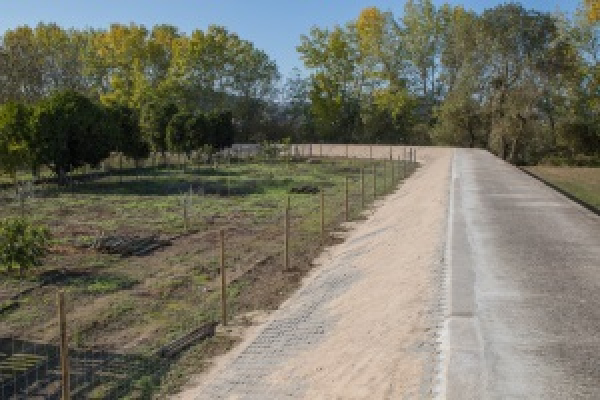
[209,111,235,151]
[30,90,114,180]
[69,274,138,294]
[167,111,194,155]
[106,102,150,160]
[0,218,50,275]
[140,99,179,154]
[0,102,32,186]
[166,110,235,157]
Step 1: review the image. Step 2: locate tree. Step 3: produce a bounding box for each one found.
[140,98,179,155]
[432,74,483,147]
[298,24,363,142]
[402,0,440,102]
[585,0,600,22]
[209,111,235,151]
[0,26,44,103]
[0,102,31,191]
[186,113,210,152]
[30,90,114,182]
[167,111,195,156]
[90,23,150,108]
[106,102,150,161]
[281,68,313,142]
[0,217,50,276]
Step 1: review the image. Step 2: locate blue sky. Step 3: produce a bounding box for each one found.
[1,0,580,80]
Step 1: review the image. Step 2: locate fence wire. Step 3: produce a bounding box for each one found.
[0,145,419,399]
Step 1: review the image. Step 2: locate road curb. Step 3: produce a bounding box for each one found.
[519,167,600,217]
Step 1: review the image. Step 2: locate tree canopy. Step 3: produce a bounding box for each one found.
[0,1,598,170]
[295,0,599,163]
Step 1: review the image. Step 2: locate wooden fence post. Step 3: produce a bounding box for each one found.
[391,157,395,184]
[373,163,377,198]
[369,145,373,160]
[220,230,227,326]
[284,203,290,269]
[345,176,349,221]
[119,153,123,184]
[383,161,387,192]
[346,144,349,159]
[58,291,70,400]
[183,196,189,232]
[361,167,365,209]
[320,190,325,241]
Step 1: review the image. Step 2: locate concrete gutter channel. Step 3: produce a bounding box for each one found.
[436,150,486,399]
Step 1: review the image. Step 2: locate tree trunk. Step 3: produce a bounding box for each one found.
[467,118,475,148]
[57,167,67,186]
[509,137,519,164]
[500,136,508,160]
[12,172,18,196]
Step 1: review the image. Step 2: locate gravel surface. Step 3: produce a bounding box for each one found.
[176,146,452,399]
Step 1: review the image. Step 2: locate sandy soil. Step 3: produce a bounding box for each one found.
[175,146,453,399]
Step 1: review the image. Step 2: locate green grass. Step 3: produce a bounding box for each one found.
[1,158,407,241]
[525,166,600,209]
[0,155,416,398]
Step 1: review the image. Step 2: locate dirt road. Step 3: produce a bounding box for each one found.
[176,146,452,399]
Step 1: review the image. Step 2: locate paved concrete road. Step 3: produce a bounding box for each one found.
[442,149,600,399]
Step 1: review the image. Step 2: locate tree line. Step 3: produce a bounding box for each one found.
[0,22,268,184]
[0,1,598,177]
[0,90,235,185]
[288,1,599,164]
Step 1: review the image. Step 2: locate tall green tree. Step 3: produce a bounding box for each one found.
[31,90,114,182]
[140,98,178,155]
[106,102,150,161]
[0,102,31,190]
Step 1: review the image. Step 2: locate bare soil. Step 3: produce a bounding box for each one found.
[176,147,452,399]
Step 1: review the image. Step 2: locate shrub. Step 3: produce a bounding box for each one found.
[0,218,51,276]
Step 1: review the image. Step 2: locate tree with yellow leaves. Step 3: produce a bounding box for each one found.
[585,0,599,22]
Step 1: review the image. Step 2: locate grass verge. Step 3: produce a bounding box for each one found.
[524,166,600,210]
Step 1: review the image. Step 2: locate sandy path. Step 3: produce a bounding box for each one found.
[176,146,452,399]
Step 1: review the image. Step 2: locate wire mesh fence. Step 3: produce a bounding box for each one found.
[0,144,419,399]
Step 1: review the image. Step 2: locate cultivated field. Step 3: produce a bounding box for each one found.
[0,148,416,398]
